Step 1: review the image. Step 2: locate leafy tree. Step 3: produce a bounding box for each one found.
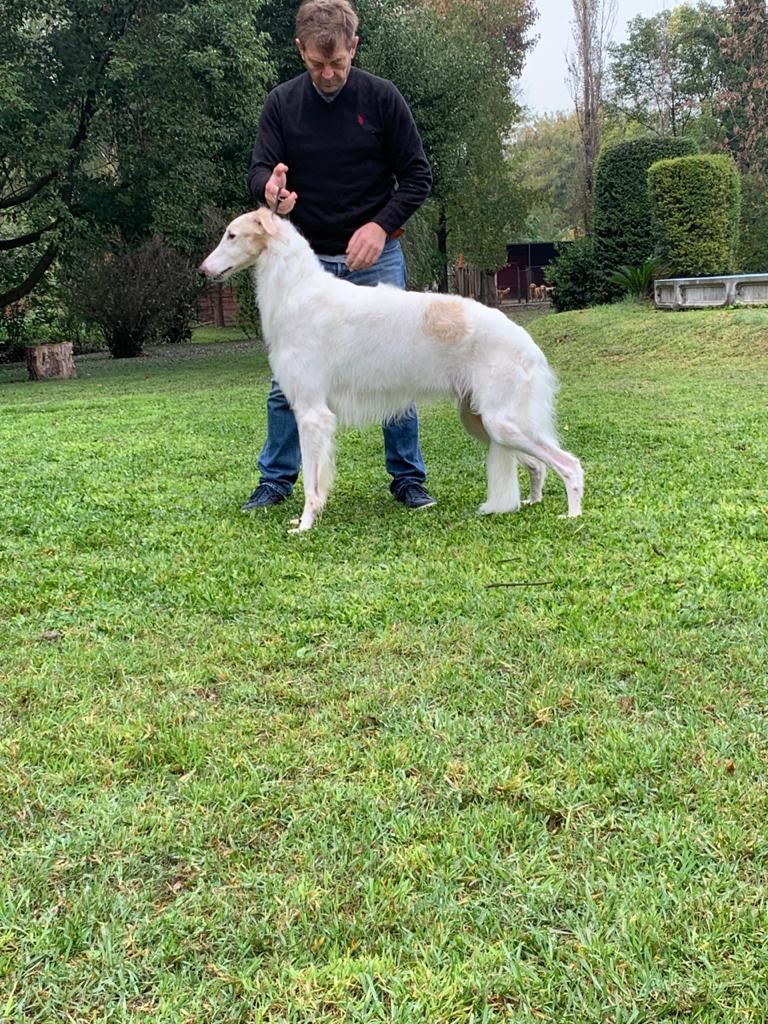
[415,0,536,80]
[0,0,272,309]
[719,0,768,176]
[250,0,305,87]
[567,0,617,234]
[507,114,585,240]
[719,1,768,272]
[608,4,726,139]
[358,0,536,278]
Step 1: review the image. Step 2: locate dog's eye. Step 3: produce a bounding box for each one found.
[227,231,236,240]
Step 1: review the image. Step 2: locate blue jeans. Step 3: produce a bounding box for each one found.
[257,239,427,498]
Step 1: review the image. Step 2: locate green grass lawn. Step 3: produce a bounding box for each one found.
[2,303,767,1022]
[192,325,252,345]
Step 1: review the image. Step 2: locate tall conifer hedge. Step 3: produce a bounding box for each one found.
[594,137,697,279]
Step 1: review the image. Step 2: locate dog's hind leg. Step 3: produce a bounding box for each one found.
[459,399,490,444]
[462,398,545,510]
[520,456,546,505]
[461,398,521,515]
[482,415,583,517]
[292,404,337,532]
[478,441,521,515]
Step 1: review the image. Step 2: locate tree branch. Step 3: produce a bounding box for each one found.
[0,243,59,308]
[0,219,62,252]
[1,1,142,304]
[0,169,57,211]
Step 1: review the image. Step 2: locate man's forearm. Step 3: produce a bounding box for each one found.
[248,164,270,203]
[374,165,433,235]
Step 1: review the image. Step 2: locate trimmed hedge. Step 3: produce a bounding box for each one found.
[594,136,697,282]
[648,154,741,277]
[738,172,768,273]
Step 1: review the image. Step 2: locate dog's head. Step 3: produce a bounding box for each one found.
[199,209,279,280]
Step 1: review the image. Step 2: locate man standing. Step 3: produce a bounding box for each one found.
[242,0,436,512]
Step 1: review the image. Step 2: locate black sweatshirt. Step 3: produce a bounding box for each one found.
[248,67,433,255]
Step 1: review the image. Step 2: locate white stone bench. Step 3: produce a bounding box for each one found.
[654,273,768,310]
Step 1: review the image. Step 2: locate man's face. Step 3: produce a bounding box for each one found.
[297,36,358,93]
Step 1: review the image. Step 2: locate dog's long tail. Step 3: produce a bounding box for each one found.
[526,357,560,446]
[459,346,559,446]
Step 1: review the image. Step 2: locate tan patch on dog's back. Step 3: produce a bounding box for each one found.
[422,298,469,344]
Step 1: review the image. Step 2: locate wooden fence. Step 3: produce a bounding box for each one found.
[198,283,238,327]
[452,265,499,307]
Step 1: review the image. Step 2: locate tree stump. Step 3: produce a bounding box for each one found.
[26,342,77,381]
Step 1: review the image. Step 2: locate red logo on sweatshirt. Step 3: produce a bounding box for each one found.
[357,114,365,126]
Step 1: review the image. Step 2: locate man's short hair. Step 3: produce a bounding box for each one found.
[296,0,359,54]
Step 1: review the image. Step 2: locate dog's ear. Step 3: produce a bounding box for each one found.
[252,209,279,236]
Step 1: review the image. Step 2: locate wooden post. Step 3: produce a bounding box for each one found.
[26,341,77,381]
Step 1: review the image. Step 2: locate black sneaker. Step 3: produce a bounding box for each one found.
[393,482,437,510]
[241,484,288,511]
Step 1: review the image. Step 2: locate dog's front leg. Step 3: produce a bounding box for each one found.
[290,405,337,533]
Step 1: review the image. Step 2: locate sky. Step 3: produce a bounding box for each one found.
[518,0,678,115]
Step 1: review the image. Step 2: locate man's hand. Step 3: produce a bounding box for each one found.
[265,163,297,215]
[346,222,387,272]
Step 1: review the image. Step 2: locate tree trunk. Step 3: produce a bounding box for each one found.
[26,341,77,380]
[479,270,499,307]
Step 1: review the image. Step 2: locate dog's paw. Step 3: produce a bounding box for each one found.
[288,516,314,533]
[478,502,520,516]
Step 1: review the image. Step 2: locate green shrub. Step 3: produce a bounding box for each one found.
[609,258,662,301]
[66,236,197,358]
[594,136,697,292]
[648,154,741,277]
[159,288,202,345]
[546,237,607,312]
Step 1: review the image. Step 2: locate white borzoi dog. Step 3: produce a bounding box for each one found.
[201,209,583,532]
